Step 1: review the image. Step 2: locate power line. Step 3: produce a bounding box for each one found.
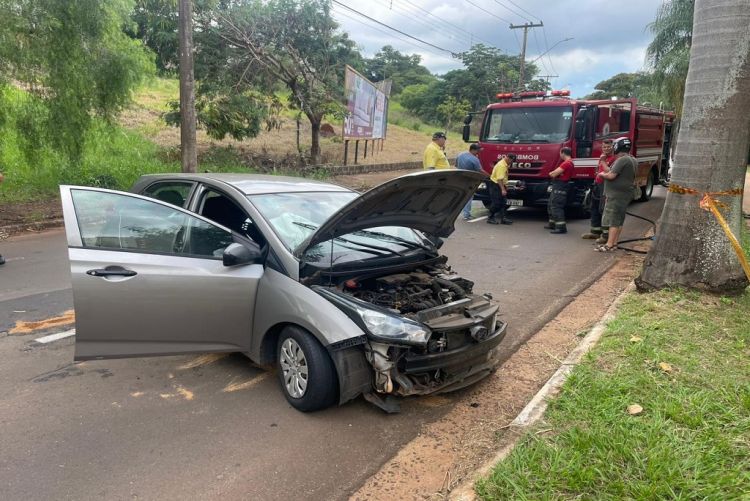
[505,0,542,23]
[532,29,550,74]
[332,1,458,56]
[491,0,533,23]
[376,0,472,51]
[541,26,558,77]
[528,37,573,64]
[396,0,500,50]
[332,7,457,63]
[462,0,514,25]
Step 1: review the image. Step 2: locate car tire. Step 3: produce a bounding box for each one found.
[276,326,339,412]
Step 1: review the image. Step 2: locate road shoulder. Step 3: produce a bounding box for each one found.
[350,251,644,500]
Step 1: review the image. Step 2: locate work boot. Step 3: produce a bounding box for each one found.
[543,221,555,229]
[487,217,499,225]
[582,231,601,239]
[550,223,567,234]
[596,234,608,245]
[500,218,513,225]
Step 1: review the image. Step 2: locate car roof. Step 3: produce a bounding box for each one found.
[133,173,352,195]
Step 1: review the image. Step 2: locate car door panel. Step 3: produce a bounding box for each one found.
[60,186,263,360]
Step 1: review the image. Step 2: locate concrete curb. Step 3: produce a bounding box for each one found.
[448,281,637,501]
[0,219,64,238]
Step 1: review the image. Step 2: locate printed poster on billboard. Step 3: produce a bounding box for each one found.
[343,66,389,140]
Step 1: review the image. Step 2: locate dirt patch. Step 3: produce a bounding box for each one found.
[120,107,464,169]
[350,252,644,501]
[332,169,421,192]
[0,197,63,238]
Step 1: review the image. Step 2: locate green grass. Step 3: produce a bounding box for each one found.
[476,254,750,499]
[388,100,441,133]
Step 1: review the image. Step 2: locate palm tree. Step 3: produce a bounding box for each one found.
[646,0,694,117]
[637,0,750,293]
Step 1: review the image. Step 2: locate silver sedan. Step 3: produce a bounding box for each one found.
[60,170,507,412]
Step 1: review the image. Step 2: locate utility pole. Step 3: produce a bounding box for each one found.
[178,0,198,173]
[510,22,544,90]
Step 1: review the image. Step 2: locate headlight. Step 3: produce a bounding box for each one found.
[360,309,431,346]
[313,287,431,347]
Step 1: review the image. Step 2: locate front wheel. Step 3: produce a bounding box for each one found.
[277,326,339,412]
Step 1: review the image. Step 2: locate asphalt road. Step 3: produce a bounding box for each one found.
[0,189,666,501]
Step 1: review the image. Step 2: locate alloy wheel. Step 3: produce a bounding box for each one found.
[280,337,309,398]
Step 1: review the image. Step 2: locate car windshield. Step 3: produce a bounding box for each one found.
[482,106,573,144]
[248,192,433,263]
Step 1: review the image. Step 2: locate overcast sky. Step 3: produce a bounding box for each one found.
[332,0,662,97]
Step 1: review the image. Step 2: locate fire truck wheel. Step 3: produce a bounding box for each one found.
[638,169,657,202]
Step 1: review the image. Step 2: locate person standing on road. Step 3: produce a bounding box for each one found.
[582,139,616,242]
[423,132,450,170]
[545,147,575,234]
[0,169,5,265]
[595,137,637,252]
[487,153,515,225]
[456,143,485,220]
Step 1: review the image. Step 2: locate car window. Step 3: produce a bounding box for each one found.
[141,181,194,208]
[249,192,431,263]
[198,189,265,245]
[71,189,234,259]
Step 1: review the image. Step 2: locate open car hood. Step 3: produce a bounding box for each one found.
[296,170,484,256]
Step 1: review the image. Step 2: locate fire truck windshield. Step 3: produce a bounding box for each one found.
[482,106,573,144]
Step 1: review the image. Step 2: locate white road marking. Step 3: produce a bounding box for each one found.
[467,216,489,223]
[34,329,76,344]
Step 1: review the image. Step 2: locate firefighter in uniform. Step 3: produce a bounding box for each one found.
[545,147,575,234]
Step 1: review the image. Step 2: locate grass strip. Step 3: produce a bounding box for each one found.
[477,259,750,499]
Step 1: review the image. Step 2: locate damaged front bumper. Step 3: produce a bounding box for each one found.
[367,319,507,400]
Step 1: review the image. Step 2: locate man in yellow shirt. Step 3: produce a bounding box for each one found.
[423,132,450,170]
[487,153,516,225]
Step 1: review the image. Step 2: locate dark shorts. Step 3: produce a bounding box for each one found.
[602,195,629,227]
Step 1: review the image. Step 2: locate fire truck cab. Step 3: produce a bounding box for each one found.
[464,91,675,212]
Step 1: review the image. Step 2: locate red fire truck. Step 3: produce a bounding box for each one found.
[463,90,675,211]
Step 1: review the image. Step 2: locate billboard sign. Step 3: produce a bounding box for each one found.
[343,66,389,140]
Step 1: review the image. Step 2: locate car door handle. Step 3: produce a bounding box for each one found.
[86,266,137,277]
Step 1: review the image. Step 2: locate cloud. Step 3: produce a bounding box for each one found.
[333,0,661,95]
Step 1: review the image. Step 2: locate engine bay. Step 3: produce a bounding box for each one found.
[339,264,479,319]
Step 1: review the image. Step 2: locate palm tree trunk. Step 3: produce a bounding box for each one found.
[637,0,750,293]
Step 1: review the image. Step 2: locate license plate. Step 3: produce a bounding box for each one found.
[506,199,523,206]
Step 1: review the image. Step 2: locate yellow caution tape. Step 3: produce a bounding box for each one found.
[668,183,750,282]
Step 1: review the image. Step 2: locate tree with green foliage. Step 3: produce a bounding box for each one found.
[646,0,694,117]
[398,44,544,124]
[586,72,651,100]
[127,0,221,74]
[436,97,470,132]
[0,0,154,164]
[199,0,360,165]
[363,46,435,95]
[585,72,668,107]
[452,44,544,110]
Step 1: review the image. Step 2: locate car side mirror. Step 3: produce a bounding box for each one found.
[462,124,471,143]
[223,242,261,267]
